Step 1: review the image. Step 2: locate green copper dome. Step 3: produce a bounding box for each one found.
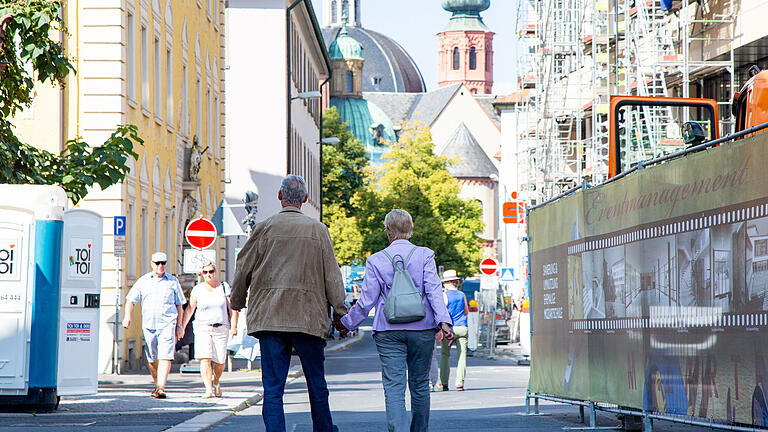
[442,0,490,13]
[328,23,363,60]
[330,97,397,165]
[441,0,490,32]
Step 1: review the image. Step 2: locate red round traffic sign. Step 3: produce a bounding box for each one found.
[185,217,217,250]
[480,257,499,275]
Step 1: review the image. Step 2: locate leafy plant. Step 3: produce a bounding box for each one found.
[353,123,484,275]
[0,0,142,203]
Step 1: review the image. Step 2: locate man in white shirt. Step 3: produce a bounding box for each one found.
[123,251,186,399]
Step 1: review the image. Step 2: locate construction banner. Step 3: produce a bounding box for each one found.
[528,133,768,426]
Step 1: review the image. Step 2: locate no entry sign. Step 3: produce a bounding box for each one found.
[185,217,217,250]
[479,257,499,275]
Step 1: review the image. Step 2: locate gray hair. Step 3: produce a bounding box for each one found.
[280,175,308,205]
[384,209,413,240]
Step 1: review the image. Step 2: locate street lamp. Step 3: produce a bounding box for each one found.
[291,90,322,101]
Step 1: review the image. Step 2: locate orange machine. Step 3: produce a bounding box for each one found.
[608,96,719,178]
[608,67,768,179]
[732,67,768,136]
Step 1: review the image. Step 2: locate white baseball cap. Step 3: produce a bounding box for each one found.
[151,252,167,263]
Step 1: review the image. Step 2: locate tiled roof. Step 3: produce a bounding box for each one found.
[363,84,461,128]
[493,90,531,105]
[475,95,501,128]
[438,123,498,178]
[407,84,462,126]
[362,92,421,127]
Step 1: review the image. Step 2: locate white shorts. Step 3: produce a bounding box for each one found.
[193,323,229,364]
[143,324,176,362]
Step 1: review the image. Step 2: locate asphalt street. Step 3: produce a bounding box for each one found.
[0,322,730,431]
[208,326,725,432]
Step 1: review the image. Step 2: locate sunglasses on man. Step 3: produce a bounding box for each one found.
[153,261,167,265]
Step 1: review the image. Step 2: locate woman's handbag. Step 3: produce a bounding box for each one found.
[221,281,232,322]
[381,247,426,324]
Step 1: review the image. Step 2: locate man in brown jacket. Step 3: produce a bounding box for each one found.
[231,174,347,432]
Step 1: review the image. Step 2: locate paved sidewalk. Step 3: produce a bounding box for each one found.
[2,330,364,428]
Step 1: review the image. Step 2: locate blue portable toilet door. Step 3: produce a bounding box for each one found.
[0,208,36,394]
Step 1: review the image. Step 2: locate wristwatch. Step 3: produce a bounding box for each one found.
[176,324,183,328]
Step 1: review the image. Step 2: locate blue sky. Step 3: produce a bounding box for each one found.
[312,0,521,95]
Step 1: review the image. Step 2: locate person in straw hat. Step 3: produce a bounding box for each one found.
[439,269,469,391]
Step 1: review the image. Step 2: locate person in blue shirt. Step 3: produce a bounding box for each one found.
[123,251,186,399]
[439,270,469,391]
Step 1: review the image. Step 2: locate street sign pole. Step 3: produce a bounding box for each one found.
[114,256,120,374]
[112,216,126,375]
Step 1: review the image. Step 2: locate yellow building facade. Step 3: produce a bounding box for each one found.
[13,0,226,372]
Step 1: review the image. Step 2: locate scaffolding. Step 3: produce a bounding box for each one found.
[515,0,736,202]
[517,0,586,203]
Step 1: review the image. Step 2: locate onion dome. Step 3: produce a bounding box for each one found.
[328,22,363,60]
[441,0,491,13]
[441,0,491,32]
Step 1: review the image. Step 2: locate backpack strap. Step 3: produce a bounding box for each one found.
[404,246,418,265]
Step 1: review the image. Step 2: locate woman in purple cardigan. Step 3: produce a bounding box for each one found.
[338,209,454,432]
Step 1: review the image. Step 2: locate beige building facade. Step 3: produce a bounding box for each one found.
[14,0,227,372]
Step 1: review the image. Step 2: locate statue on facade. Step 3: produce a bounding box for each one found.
[242,190,259,236]
[188,135,207,182]
[182,194,199,222]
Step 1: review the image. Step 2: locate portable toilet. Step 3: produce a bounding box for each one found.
[56,209,103,396]
[0,185,67,411]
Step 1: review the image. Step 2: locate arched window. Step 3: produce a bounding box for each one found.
[346,70,354,93]
[469,47,477,70]
[331,0,337,23]
[354,0,360,22]
[452,47,460,70]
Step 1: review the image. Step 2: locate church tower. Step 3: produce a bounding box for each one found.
[322,0,361,28]
[328,22,364,98]
[437,0,494,95]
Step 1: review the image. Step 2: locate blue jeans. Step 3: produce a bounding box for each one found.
[258,332,334,432]
[373,329,436,432]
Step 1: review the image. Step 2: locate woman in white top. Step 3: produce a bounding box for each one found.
[182,261,238,398]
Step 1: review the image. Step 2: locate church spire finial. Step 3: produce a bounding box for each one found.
[323,0,362,28]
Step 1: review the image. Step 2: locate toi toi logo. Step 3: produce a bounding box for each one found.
[70,242,92,276]
[0,243,16,275]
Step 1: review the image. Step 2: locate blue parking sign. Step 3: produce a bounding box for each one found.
[114,216,126,236]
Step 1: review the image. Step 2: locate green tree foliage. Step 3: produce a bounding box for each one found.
[325,203,364,265]
[0,1,142,204]
[321,106,368,214]
[321,107,368,264]
[354,123,484,275]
